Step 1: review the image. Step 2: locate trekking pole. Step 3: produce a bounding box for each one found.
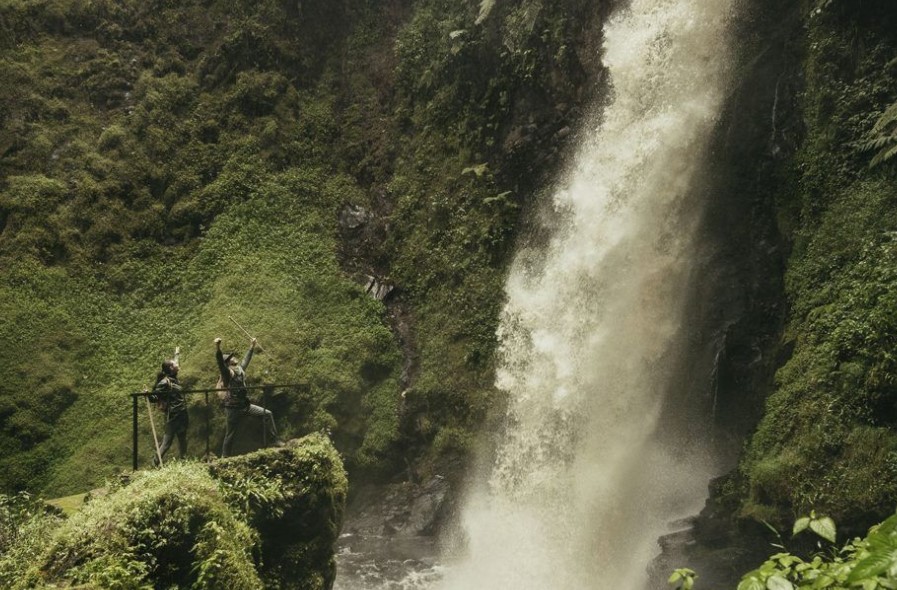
[145,395,164,467]
[262,386,268,448]
[132,394,139,470]
[228,316,263,352]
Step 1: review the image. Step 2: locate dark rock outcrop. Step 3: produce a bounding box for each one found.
[343,475,452,538]
[649,0,805,586]
[648,476,773,589]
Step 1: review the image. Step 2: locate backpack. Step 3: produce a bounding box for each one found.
[154,377,170,412]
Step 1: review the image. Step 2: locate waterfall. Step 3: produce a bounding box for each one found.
[439,0,735,588]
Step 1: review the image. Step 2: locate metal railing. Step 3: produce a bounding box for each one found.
[129,384,305,470]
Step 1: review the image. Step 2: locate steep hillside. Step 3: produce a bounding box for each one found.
[0,0,602,495]
[737,0,897,534]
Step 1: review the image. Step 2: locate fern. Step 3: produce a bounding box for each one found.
[862,100,897,167]
[476,0,497,25]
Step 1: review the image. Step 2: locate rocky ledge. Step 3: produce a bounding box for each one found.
[10,433,347,590]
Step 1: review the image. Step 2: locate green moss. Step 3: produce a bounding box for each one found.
[741,5,897,529]
[19,462,261,589]
[210,434,348,590]
[3,436,345,589]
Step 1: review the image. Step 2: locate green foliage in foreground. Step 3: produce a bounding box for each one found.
[671,511,897,590]
[0,492,64,585]
[0,434,346,590]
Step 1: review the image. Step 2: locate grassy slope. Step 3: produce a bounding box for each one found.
[0,0,403,495]
[0,0,596,496]
[739,1,897,531]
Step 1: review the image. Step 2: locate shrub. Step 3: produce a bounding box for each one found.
[19,462,262,589]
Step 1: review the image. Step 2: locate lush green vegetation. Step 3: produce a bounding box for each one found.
[10,0,897,572]
[7,0,897,583]
[738,1,897,532]
[0,0,596,495]
[0,434,346,589]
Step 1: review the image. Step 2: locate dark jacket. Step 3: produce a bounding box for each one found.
[153,375,186,415]
[216,347,253,409]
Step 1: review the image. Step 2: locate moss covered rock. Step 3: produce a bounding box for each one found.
[211,433,348,590]
[6,434,345,589]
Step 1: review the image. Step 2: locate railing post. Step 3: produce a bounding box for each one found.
[205,391,210,459]
[132,393,138,471]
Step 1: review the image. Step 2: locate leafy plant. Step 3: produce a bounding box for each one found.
[476,0,497,25]
[793,510,837,544]
[673,511,897,589]
[668,567,696,590]
[862,100,897,167]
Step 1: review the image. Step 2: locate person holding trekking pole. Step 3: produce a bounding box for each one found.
[149,346,188,466]
[215,337,282,457]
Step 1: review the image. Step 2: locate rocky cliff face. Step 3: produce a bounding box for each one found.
[650,0,805,585]
[654,0,897,585]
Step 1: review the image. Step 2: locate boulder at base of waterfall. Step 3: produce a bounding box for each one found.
[210,434,348,590]
[9,434,346,590]
[647,475,770,590]
[343,475,452,537]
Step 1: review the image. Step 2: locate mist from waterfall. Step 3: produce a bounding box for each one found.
[439,0,736,588]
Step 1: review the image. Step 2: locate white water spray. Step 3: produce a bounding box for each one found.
[440,1,735,588]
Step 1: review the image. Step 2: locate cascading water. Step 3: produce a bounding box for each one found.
[436,0,736,588]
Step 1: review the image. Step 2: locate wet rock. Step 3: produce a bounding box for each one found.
[339,204,372,230]
[363,274,394,301]
[344,476,452,538]
[648,476,770,589]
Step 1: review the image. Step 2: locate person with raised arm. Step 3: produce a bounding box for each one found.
[215,337,282,457]
[149,346,188,466]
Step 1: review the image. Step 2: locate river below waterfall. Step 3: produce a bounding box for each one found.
[332,517,699,590]
[333,534,446,590]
